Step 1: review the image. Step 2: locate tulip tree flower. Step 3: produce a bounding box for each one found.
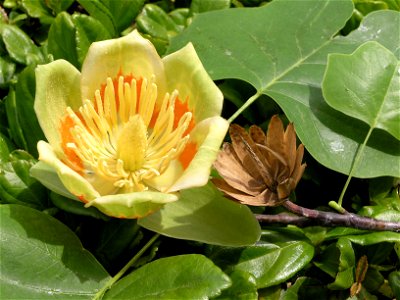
[33,31,228,218]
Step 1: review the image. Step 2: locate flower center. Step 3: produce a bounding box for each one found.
[62,75,192,192]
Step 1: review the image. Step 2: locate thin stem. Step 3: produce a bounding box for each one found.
[337,125,374,208]
[282,200,400,232]
[93,233,160,300]
[228,91,262,123]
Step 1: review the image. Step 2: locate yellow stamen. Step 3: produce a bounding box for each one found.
[64,75,193,193]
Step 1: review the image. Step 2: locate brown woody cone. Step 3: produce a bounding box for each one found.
[212,115,306,206]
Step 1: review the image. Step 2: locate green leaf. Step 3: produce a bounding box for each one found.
[327,238,355,289]
[260,227,312,244]
[93,219,142,271]
[359,205,400,222]
[138,183,261,246]
[72,14,112,66]
[20,0,54,24]
[388,271,400,299]
[213,270,258,300]
[280,277,307,300]
[77,0,117,36]
[325,228,400,244]
[0,151,48,209]
[369,177,398,201]
[363,269,385,292]
[13,65,46,156]
[47,12,79,68]
[314,243,340,278]
[235,241,314,288]
[0,204,110,299]
[0,56,16,88]
[0,133,14,163]
[100,0,144,32]
[0,24,44,65]
[190,0,231,14]
[103,254,231,299]
[323,41,399,140]
[169,3,400,177]
[136,4,183,54]
[46,0,74,14]
[208,241,314,289]
[5,88,28,150]
[344,232,400,245]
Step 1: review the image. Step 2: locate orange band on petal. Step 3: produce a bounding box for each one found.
[60,115,83,173]
[174,96,195,135]
[77,195,88,203]
[179,141,197,169]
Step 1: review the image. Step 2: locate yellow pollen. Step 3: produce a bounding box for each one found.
[64,75,192,193]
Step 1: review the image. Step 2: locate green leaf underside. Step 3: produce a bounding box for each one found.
[138,183,261,246]
[103,254,231,299]
[169,2,400,178]
[0,204,110,299]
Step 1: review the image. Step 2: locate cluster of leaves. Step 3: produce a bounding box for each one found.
[0,0,399,299]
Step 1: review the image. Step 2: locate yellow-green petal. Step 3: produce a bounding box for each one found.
[34,60,81,154]
[37,141,100,201]
[81,30,167,102]
[86,192,179,218]
[162,43,223,122]
[168,116,229,192]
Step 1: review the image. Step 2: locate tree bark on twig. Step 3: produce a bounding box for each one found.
[255,200,400,232]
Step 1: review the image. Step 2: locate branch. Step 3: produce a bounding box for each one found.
[255,201,400,232]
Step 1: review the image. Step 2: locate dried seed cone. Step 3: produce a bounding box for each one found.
[212,115,306,206]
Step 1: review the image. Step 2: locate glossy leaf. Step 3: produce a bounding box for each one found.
[103,254,231,299]
[325,228,400,244]
[281,277,308,300]
[214,270,258,300]
[46,0,74,14]
[77,0,117,36]
[138,183,260,246]
[20,0,54,23]
[73,14,112,66]
[208,240,314,289]
[100,0,144,32]
[389,271,400,298]
[5,88,28,150]
[93,219,142,271]
[0,56,15,88]
[0,151,48,209]
[323,41,399,140]
[343,232,400,245]
[47,12,80,68]
[169,3,400,177]
[0,24,44,65]
[190,0,231,14]
[328,238,355,289]
[0,133,14,163]
[14,65,46,156]
[234,241,314,288]
[0,204,110,299]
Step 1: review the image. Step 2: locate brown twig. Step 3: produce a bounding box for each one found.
[255,200,400,232]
